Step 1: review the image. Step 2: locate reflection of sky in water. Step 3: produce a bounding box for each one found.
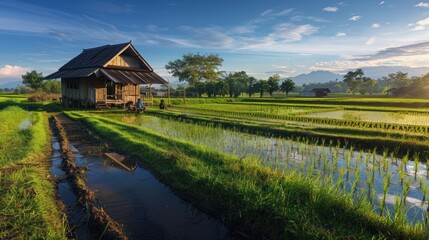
[99,113,429,225]
[306,110,429,126]
[18,119,32,129]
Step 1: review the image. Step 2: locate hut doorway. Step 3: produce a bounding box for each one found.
[106,82,123,101]
[107,81,115,100]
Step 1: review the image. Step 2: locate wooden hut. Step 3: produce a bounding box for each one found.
[299,88,331,97]
[45,42,168,108]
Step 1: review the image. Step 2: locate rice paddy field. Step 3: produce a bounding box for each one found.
[3,94,429,239]
[94,112,429,224]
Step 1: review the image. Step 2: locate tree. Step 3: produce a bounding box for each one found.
[387,71,410,88]
[224,71,249,98]
[42,80,61,93]
[359,77,377,95]
[22,70,44,90]
[280,79,295,97]
[165,53,223,87]
[215,80,229,97]
[246,76,257,97]
[267,74,280,96]
[255,80,268,98]
[343,68,364,95]
[194,81,206,97]
[206,81,216,97]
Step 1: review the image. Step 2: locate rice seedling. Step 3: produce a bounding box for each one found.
[380,173,392,217]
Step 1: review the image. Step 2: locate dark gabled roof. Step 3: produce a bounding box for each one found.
[45,68,99,79]
[44,42,168,84]
[311,88,331,93]
[100,69,167,85]
[59,42,151,70]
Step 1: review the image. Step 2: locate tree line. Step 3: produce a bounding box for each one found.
[302,69,429,95]
[166,53,295,97]
[9,70,61,94]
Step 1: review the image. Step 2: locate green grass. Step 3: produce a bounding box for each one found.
[66,111,427,239]
[0,106,67,239]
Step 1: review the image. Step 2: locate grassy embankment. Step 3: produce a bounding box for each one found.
[0,106,67,239]
[0,93,63,112]
[66,111,427,239]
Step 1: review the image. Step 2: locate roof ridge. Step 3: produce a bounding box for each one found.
[83,42,129,51]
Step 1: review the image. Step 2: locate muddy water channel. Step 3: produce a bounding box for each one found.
[99,112,429,226]
[53,117,231,239]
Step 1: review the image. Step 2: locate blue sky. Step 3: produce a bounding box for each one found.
[0,0,429,84]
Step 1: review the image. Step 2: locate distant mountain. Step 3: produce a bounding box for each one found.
[285,67,429,87]
[0,81,21,89]
[287,71,342,86]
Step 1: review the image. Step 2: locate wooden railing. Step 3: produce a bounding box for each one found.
[142,95,153,106]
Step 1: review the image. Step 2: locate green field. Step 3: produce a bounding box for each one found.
[0,106,66,239]
[2,94,429,239]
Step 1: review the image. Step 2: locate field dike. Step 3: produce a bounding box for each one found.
[145,110,429,160]
[66,111,428,239]
[52,115,127,239]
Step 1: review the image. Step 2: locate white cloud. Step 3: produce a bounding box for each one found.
[366,37,376,45]
[261,9,273,17]
[0,65,29,78]
[268,23,318,42]
[413,25,426,31]
[230,25,256,34]
[272,64,288,69]
[372,23,380,28]
[417,17,429,26]
[323,7,338,12]
[380,1,385,5]
[411,17,429,31]
[416,2,429,8]
[275,9,294,16]
[261,8,294,17]
[336,32,346,37]
[310,41,429,72]
[349,16,361,21]
[178,26,234,48]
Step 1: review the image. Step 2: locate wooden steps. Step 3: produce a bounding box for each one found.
[96,102,110,110]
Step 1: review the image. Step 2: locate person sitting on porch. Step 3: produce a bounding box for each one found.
[125,101,135,112]
[159,99,167,110]
[136,98,145,113]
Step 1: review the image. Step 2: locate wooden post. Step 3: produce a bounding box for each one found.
[167,83,170,106]
[183,84,186,104]
[149,84,152,106]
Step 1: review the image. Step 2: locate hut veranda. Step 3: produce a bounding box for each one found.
[45,42,168,108]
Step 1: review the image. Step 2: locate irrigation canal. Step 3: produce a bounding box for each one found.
[50,115,232,239]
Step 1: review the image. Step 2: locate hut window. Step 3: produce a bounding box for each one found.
[66,79,79,89]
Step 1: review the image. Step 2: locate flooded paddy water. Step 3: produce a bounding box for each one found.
[97,112,429,225]
[51,116,232,239]
[305,110,429,126]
